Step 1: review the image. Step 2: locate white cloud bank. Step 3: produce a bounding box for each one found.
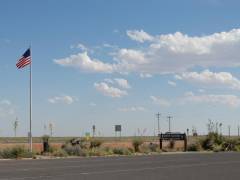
[55,28,240,75]
[176,70,240,90]
[150,96,171,107]
[181,92,240,108]
[150,92,240,108]
[118,106,146,112]
[48,95,77,104]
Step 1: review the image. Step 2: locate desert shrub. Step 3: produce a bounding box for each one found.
[201,137,215,150]
[113,147,132,155]
[90,139,103,149]
[148,143,158,152]
[102,147,114,155]
[67,138,90,149]
[201,133,225,150]
[235,144,240,152]
[62,144,87,156]
[88,148,106,156]
[222,139,239,151]
[127,147,134,154]
[187,142,201,151]
[52,149,68,157]
[139,144,151,154]
[207,132,225,145]
[49,146,58,153]
[0,146,33,159]
[132,138,143,152]
[212,144,223,152]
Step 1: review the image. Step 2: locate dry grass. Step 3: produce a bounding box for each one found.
[0,136,205,153]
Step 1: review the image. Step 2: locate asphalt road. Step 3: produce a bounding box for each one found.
[0,153,240,180]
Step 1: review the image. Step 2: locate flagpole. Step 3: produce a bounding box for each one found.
[29,47,32,152]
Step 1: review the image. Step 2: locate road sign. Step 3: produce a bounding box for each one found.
[159,133,186,140]
[159,132,187,151]
[115,125,122,132]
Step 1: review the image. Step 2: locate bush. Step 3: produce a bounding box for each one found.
[62,144,87,156]
[49,146,58,153]
[148,143,158,152]
[88,148,106,156]
[112,147,132,155]
[52,149,68,157]
[201,137,215,150]
[0,146,33,159]
[213,144,223,152]
[90,139,103,149]
[187,142,201,151]
[102,147,114,155]
[222,139,239,151]
[139,144,151,154]
[67,138,90,149]
[132,138,143,152]
[200,133,224,150]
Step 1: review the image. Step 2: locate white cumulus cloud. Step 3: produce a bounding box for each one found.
[127,29,154,43]
[176,70,240,90]
[55,28,240,75]
[54,52,115,73]
[114,78,131,89]
[150,96,171,107]
[181,92,240,107]
[48,95,77,104]
[117,48,147,64]
[140,73,152,78]
[94,82,127,98]
[118,106,146,112]
[0,99,15,118]
[168,81,177,87]
[70,43,88,51]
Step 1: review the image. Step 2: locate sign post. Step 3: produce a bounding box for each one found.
[115,125,122,137]
[159,133,187,152]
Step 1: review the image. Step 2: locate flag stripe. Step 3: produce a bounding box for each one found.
[16,57,31,67]
[17,60,31,69]
[17,60,31,68]
[16,48,31,69]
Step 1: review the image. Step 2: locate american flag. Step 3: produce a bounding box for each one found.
[16,48,31,69]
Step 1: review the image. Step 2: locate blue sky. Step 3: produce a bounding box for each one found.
[1,0,240,136]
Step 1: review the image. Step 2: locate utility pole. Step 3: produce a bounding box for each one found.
[186,128,189,136]
[44,123,47,135]
[13,117,18,137]
[219,123,223,135]
[49,123,53,137]
[167,116,173,132]
[92,125,96,137]
[238,125,240,137]
[156,113,161,135]
[228,125,231,137]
